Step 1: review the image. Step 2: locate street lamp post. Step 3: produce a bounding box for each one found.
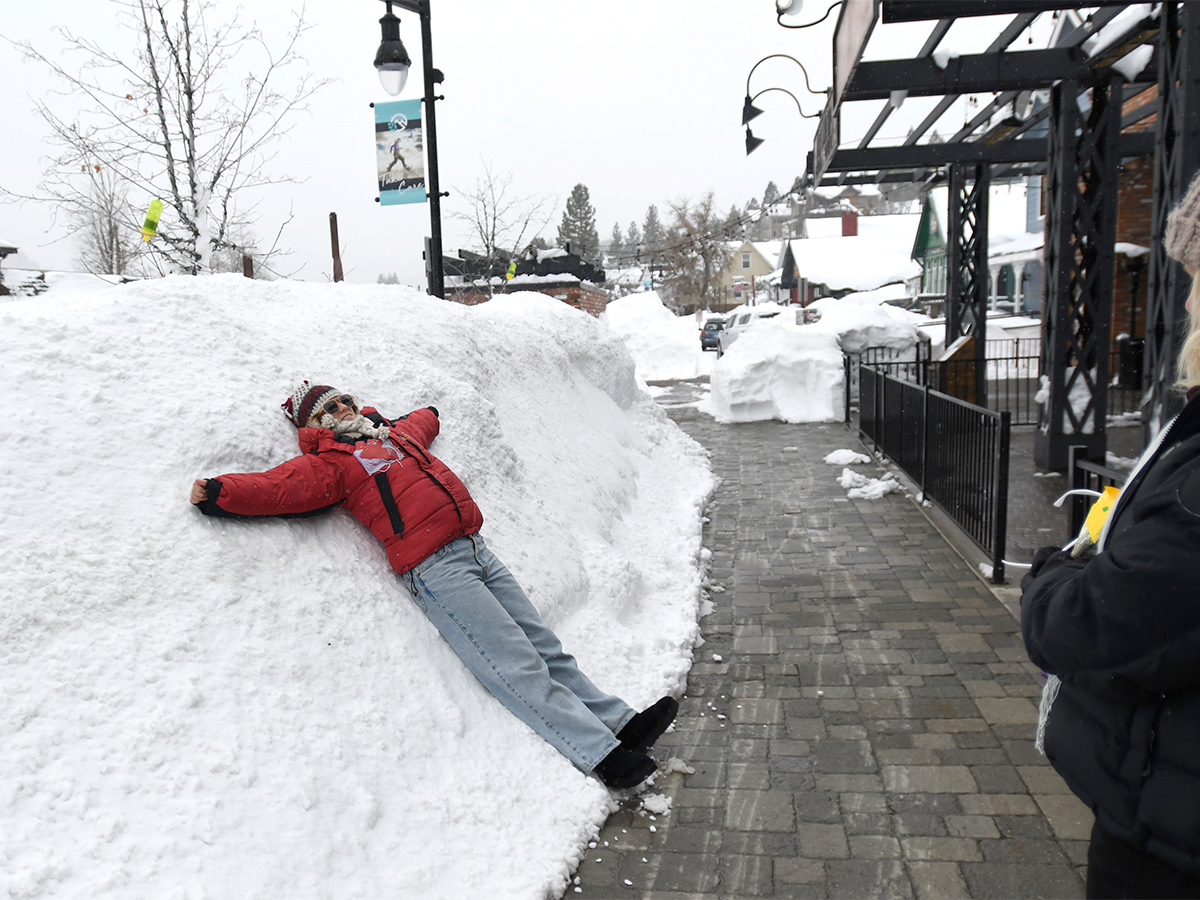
[375,0,445,299]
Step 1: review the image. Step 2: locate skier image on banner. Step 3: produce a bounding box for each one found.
[385,138,410,176]
[376,128,424,193]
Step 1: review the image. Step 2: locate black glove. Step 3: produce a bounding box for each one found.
[1020,545,1069,593]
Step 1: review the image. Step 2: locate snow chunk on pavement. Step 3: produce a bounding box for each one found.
[839,467,901,500]
[640,793,673,815]
[824,449,872,466]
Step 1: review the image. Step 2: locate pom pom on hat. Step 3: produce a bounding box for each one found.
[1165,172,1200,267]
[282,381,341,426]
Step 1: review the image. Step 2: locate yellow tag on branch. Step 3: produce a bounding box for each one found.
[140,198,163,241]
[1084,485,1122,543]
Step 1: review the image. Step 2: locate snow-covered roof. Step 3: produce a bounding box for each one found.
[855,213,923,238]
[749,242,780,268]
[535,247,568,262]
[990,231,1043,262]
[0,238,17,255]
[786,224,922,293]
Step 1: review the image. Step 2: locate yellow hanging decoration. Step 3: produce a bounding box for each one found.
[140,198,164,241]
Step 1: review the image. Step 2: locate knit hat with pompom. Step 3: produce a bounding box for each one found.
[1165,172,1200,267]
[281,381,341,427]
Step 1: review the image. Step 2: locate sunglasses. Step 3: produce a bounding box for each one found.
[312,394,356,419]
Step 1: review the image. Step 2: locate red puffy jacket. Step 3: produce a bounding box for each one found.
[198,406,484,574]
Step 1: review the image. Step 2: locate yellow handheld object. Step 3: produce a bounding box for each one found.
[506,261,517,281]
[140,198,163,241]
[1083,485,1122,544]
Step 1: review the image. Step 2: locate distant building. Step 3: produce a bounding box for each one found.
[715,241,779,311]
[446,246,607,317]
[908,182,1045,319]
[778,212,922,305]
[0,239,17,296]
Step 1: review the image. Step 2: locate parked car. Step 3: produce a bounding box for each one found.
[716,307,781,357]
[699,317,726,351]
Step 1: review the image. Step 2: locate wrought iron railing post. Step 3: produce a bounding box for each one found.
[921,384,930,494]
[993,412,1011,583]
[1067,444,1087,538]
[845,354,852,424]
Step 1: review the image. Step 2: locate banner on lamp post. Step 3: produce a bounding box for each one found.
[374,99,427,206]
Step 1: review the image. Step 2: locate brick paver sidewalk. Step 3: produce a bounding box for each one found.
[571,403,1092,899]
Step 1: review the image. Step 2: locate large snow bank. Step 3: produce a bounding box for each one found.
[808,296,925,355]
[706,316,845,423]
[0,276,713,899]
[600,291,715,381]
[706,301,927,424]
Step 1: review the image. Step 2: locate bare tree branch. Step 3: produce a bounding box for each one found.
[4,0,329,275]
[450,164,554,296]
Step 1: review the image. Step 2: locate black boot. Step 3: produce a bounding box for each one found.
[617,696,679,753]
[593,746,656,790]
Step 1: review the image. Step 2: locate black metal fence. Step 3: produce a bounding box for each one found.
[860,365,1011,583]
[855,340,1141,426]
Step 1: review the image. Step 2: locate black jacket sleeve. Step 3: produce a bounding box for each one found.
[1020,459,1200,695]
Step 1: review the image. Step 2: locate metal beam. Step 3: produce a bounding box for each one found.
[1035,74,1120,469]
[946,163,991,406]
[820,131,1153,174]
[845,48,1088,102]
[883,1,1127,23]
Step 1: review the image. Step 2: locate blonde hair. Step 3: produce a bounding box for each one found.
[1177,274,1200,391]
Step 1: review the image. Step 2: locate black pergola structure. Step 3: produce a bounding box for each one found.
[803,1,1200,468]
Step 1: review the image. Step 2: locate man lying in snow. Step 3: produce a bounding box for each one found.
[189,381,677,790]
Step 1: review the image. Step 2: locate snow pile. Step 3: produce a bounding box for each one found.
[824,449,871,466]
[706,301,927,424]
[600,291,715,382]
[808,297,926,356]
[836,283,910,306]
[838,468,901,500]
[705,317,845,424]
[0,277,713,899]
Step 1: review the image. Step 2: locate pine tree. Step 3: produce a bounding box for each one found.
[642,204,665,256]
[625,221,642,250]
[724,204,745,240]
[557,183,600,257]
[763,180,781,207]
[609,222,625,258]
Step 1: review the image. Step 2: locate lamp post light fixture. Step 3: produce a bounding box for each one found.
[374,0,445,300]
[742,54,826,156]
[743,88,815,155]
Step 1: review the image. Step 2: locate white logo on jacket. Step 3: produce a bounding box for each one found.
[353,439,405,476]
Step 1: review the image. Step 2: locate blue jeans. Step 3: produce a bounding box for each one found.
[402,535,635,773]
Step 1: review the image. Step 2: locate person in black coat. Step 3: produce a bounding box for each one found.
[1021,172,1200,899]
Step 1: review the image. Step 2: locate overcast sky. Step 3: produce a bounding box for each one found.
[0,1,1030,287]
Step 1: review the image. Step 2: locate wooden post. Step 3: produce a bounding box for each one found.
[242,253,253,279]
[329,212,344,283]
